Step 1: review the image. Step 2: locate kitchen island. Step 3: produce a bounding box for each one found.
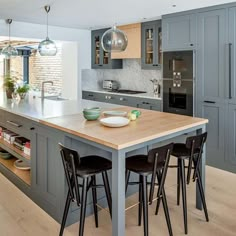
[0,93,208,236]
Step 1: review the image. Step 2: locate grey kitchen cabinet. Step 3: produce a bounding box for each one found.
[82,91,162,111]
[197,101,226,168]
[31,124,65,222]
[162,14,196,51]
[196,8,229,170]
[229,7,236,104]
[91,29,122,69]
[197,9,227,103]
[137,99,162,111]
[227,104,236,165]
[141,20,162,69]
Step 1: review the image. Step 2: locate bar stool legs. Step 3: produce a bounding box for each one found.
[179,159,188,234]
[91,176,99,228]
[102,171,112,218]
[79,177,88,236]
[138,175,143,226]
[142,176,149,236]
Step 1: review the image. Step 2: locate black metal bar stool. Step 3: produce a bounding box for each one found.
[125,143,174,236]
[58,143,112,236]
[156,132,209,234]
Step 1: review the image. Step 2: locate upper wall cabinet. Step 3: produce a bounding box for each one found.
[162,14,196,51]
[111,23,141,59]
[91,29,122,69]
[141,20,162,69]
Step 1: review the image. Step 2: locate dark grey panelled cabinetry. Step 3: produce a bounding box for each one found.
[162,14,196,51]
[229,7,236,104]
[82,91,162,111]
[196,9,227,168]
[31,124,65,222]
[141,20,162,69]
[91,29,122,69]
[227,104,236,165]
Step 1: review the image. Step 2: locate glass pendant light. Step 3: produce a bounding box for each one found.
[1,19,18,59]
[38,5,57,56]
[101,25,128,52]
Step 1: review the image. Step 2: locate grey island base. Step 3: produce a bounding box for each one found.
[0,93,208,236]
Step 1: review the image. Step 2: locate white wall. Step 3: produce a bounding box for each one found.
[0,20,91,100]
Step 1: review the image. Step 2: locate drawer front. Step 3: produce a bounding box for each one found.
[5,112,33,139]
[82,91,97,101]
[0,109,6,127]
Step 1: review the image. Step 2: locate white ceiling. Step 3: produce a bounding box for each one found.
[0,0,235,29]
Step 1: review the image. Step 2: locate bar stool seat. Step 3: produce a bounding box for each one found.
[126,155,163,174]
[71,155,112,176]
[172,143,200,159]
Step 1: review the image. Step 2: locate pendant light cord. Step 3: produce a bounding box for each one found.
[44,5,51,40]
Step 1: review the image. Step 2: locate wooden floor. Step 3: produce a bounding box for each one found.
[0,164,236,236]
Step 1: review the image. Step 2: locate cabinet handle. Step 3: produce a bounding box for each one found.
[204,100,216,104]
[142,102,150,105]
[30,127,35,130]
[190,43,194,46]
[7,120,22,127]
[88,94,94,97]
[99,65,103,67]
[120,97,126,101]
[229,43,232,99]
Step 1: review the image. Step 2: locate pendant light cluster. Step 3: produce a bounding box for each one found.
[38,5,57,56]
[101,25,128,52]
[1,5,57,59]
[1,19,18,59]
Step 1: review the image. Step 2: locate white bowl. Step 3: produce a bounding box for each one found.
[100,116,130,128]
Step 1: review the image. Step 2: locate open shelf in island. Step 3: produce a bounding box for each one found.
[0,138,30,163]
[0,157,31,185]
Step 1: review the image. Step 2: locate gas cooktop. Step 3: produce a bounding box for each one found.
[110,89,147,94]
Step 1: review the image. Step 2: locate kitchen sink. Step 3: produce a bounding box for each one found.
[43,96,68,101]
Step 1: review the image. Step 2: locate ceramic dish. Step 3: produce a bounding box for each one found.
[100,117,130,128]
[103,111,127,117]
[14,160,31,170]
[0,151,12,160]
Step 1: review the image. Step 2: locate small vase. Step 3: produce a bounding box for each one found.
[6,89,14,99]
[19,93,26,99]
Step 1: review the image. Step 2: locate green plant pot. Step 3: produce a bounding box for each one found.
[5,89,14,99]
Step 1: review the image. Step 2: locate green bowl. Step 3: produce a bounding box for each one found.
[0,151,12,160]
[83,107,101,112]
[83,110,101,116]
[83,113,100,121]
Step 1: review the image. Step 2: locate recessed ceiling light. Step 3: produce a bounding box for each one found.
[172,4,176,7]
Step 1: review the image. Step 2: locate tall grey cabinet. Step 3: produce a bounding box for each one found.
[196,9,227,168]
[196,6,236,172]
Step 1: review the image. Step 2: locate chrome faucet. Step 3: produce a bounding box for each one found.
[41,81,53,98]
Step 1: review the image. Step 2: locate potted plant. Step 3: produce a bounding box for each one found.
[3,76,15,99]
[16,84,30,99]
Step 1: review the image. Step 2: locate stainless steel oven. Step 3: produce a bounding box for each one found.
[163,50,194,116]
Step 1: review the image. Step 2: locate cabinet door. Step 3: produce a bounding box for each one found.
[197,102,226,168]
[141,20,161,69]
[162,14,196,51]
[227,104,236,165]
[197,9,227,103]
[91,29,111,69]
[31,125,65,222]
[229,7,236,104]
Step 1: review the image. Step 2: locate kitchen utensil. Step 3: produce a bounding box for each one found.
[100,117,130,128]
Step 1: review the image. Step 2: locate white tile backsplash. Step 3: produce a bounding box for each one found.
[82,59,162,97]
